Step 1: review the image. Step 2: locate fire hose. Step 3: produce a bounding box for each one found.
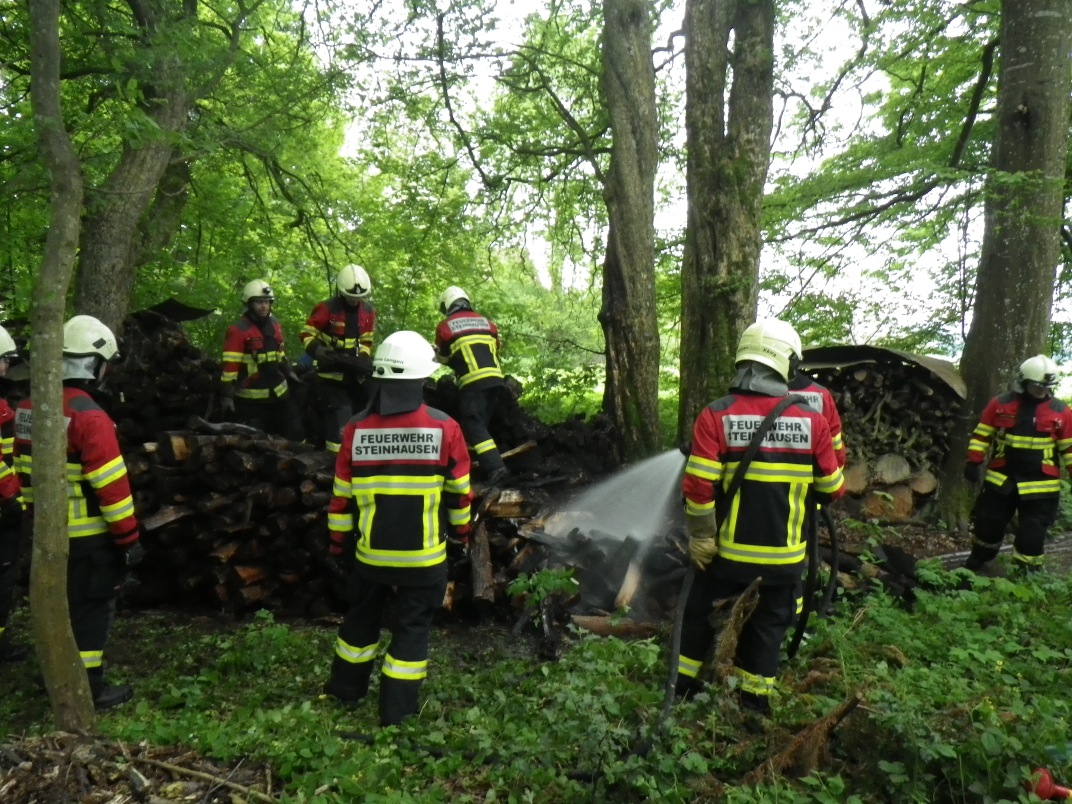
[786,504,841,660]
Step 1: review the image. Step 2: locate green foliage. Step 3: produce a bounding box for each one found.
[10,569,1072,801]
[507,567,580,614]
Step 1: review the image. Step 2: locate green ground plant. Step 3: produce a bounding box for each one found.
[4,566,1072,802]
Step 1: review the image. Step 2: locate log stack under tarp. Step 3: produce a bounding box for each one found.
[800,345,965,524]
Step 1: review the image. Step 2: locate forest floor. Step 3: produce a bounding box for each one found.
[1,519,1067,803]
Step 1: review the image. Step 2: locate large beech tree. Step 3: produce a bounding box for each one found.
[677,0,776,439]
[940,0,1072,526]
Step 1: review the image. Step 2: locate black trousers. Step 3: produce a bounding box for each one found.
[970,486,1058,565]
[67,541,125,682]
[679,569,796,699]
[329,570,446,726]
[457,385,505,478]
[0,505,23,635]
[318,381,369,453]
[234,394,305,442]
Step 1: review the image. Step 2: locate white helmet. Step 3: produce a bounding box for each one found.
[0,325,17,360]
[735,318,800,382]
[1014,354,1059,394]
[241,279,275,304]
[439,285,470,315]
[62,315,118,360]
[373,331,441,380]
[337,264,371,300]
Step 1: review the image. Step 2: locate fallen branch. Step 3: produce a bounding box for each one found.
[131,756,279,803]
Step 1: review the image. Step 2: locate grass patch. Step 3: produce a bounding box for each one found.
[4,566,1072,801]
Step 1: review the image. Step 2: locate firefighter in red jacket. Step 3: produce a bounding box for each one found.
[219,279,304,442]
[963,354,1072,572]
[301,265,376,453]
[678,319,845,716]
[786,331,846,468]
[0,325,26,661]
[322,330,472,726]
[434,286,509,485]
[13,316,143,709]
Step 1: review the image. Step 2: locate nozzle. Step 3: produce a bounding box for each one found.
[1028,767,1072,800]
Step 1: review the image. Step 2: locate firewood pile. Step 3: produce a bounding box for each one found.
[800,345,966,524]
[99,308,623,618]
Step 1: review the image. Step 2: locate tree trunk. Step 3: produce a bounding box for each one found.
[940,0,1072,528]
[677,0,775,442]
[27,0,96,731]
[599,0,661,461]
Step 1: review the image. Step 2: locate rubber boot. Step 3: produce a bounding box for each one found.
[323,677,366,706]
[88,668,133,711]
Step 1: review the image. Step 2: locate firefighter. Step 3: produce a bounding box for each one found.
[434,286,510,485]
[0,325,26,662]
[13,315,144,709]
[677,319,845,716]
[323,330,472,726]
[219,279,304,442]
[300,265,376,452]
[786,331,846,468]
[962,354,1072,572]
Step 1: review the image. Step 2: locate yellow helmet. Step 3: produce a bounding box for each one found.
[735,319,800,382]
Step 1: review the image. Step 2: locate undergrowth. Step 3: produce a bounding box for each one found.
[3,563,1072,802]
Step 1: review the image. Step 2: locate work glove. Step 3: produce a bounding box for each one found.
[963,462,983,484]
[685,513,719,570]
[315,348,342,371]
[124,540,146,568]
[219,384,236,415]
[447,524,471,560]
[353,353,373,377]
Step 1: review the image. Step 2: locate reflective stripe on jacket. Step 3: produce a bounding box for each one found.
[682,392,845,581]
[220,314,289,399]
[328,403,471,576]
[788,375,846,467]
[966,392,1072,497]
[300,297,375,382]
[434,310,504,389]
[13,387,139,544]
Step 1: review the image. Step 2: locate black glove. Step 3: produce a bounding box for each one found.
[124,540,146,568]
[352,353,373,377]
[315,348,342,370]
[963,462,983,484]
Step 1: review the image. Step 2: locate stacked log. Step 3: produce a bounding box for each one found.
[124,418,345,616]
[800,345,964,523]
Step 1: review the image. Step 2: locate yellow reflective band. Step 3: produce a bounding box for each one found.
[795,596,804,615]
[685,454,721,481]
[328,513,353,531]
[1018,479,1061,495]
[685,498,715,516]
[332,477,352,496]
[447,506,470,526]
[326,441,341,454]
[80,650,104,669]
[677,654,702,679]
[335,638,378,665]
[444,475,471,495]
[222,351,244,362]
[348,477,443,493]
[973,423,996,435]
[382,653,428,681]
[831,433,844,449]
[814,468,845,495]
[84,456,125,487]
[472,439,497,455]
[719,541,806,565]
[734,667,775,695]
[743,463,815,483]
[786,481,808,547]
[100,497,135,521]
[356,542,447,568]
